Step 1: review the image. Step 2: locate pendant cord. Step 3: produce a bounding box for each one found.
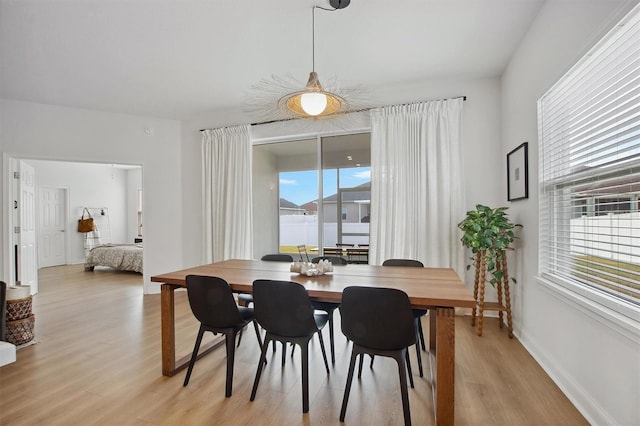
[312,7,316,72]
[312,5,340,73]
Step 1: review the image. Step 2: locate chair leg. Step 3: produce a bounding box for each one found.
[414,318,424,377]
[328,311,336,364]
[418,318,426,351]
[405,349,414,389]
[340,349,359,421]
[316,329,330,374]
[301,341,310,413]
[252,320,263,349]
[236,326,244,348]
[395,349,412,426]
[282,342,287,366]
[250,321,266,366]
[358,353,364,379]
[183,326,205,387]
[370,354,375,368]
[250,335,271,402]
[224,330,237,397]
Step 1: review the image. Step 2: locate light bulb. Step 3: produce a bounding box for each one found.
[300,92,327,116]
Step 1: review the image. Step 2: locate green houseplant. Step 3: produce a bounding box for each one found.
[458,204,520,286]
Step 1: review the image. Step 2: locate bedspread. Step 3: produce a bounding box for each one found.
[85,244,143,273]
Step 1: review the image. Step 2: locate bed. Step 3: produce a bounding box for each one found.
[84,243,143,273]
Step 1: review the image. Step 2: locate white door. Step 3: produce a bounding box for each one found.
[38,187,67,267]
[18,161,38,294]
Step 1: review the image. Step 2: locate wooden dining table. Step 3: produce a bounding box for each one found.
[151,259,475,426]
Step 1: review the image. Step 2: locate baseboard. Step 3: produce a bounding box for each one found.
[518,333,616,425]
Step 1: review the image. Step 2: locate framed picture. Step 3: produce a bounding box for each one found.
[507,142,529,201]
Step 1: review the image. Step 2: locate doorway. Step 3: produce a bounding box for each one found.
[38,187,68,268]
[3,156,143,292]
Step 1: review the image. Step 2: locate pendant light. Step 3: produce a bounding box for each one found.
[277,1,350,118]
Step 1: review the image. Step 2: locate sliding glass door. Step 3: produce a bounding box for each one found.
[252,133,370,261]
[321,135,370,249]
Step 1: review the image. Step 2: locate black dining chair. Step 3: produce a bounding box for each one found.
[340,286,416,426]
[381,258,427,377]
[237,254,294,308]
[237,254,294,354]
[250,279,330,413]
[260,253,295,262]
[310,255,348,265]
[183,275,263,397]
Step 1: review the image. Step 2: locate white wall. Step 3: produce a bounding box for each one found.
[181,77,505,280]
[25,159,135,264]
[0,99,182,294]
[501,1,640,424]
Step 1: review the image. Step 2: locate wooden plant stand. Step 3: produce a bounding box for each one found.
[471,250,513,338]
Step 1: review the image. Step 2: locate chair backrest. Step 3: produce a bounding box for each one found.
[382,259,424,267]
[252,280,318,337]
[261,254,294,262]
[297,245,310,262]
[0,281,6,341]
[186,275,243,327]
[340,286,415,350]
[311,256,348,265]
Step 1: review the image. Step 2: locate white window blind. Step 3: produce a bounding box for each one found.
[538,6,640,306]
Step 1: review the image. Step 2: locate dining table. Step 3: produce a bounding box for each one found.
[151,259,475,426]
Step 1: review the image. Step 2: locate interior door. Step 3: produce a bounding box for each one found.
[18,160,38,293]
[38,187,67,267]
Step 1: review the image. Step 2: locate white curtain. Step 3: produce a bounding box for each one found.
[369,99,465,276]
[202,125,253,263]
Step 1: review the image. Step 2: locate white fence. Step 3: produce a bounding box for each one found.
[281,213,639,264]
[570,212,640,264]
[280,215,369,247]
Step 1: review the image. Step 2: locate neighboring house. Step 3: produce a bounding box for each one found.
[302,182,371,223]
[299,201,318,215]
[278,198,304,216]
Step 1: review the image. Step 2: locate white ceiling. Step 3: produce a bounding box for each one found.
[0,0,545,121]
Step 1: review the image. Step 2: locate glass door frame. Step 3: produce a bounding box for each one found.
[337,186,371,244]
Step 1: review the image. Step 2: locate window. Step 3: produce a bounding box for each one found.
[253,133,371,258]
[538,7,640,307]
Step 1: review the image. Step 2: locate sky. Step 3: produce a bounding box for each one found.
[280,167,371,205]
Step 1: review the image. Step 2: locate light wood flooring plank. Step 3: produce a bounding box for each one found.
[0,265,587,425]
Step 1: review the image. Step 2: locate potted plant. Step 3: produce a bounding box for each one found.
[458,204,521,337]
[458,204,520,287]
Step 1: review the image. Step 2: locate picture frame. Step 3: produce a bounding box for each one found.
[507,142,529,201]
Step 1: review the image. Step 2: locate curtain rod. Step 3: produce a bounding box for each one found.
[199,95,467,132]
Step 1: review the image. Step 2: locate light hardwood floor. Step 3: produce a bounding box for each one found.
[0,265,587,425]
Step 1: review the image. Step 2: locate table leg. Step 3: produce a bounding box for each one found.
[429,310,436,350]
[161,282,228,377]
[434,307,455,426]
[161,283,179,376]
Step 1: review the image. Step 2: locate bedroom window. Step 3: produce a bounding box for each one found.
[537,6,640,310]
